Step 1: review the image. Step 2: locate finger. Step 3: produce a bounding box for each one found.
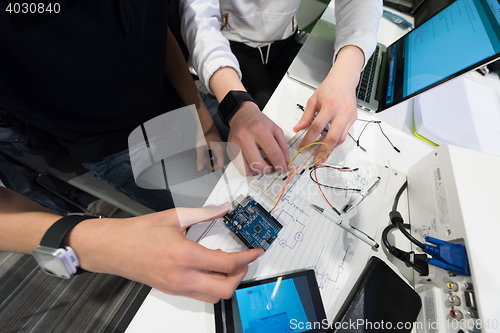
[293,97,317,132]
[233,150,255,177]
[226,143,250,176]
[337,121,352,149]
[176,202,231,228]
[192,247,264,274]
[274,127,290,168]
[207,143,224,171]
[298,110,332,152]
[321,114,350,153]
[158,287,221,304]
[260,139,288,174]
[239,139,272,175]
[320,125,352,162]
[194,262,250,300]
[242,154,256,176]
[184,292,220,304]
[213,147,226,171]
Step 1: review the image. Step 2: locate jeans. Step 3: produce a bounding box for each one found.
[83,148,175,212]
[83,91,227,212]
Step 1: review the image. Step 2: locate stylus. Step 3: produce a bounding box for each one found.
[342,176,381,213]
[311,204,379,248]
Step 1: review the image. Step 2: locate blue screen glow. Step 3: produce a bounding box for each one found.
[403,0,500,97]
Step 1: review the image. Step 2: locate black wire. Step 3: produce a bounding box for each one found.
[309,167,361,192]
[391,181,426,249]
[383,223,429,276]
[397,221,426,249]
[382,223,411,252]
[392,181,407,211]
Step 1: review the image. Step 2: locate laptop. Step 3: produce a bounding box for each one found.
[288,0,500,113]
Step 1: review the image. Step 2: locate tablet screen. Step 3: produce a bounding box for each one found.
[215,270,326,333]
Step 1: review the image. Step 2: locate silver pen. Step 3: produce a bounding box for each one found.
[342,176,381,213]
[311,204,379,248]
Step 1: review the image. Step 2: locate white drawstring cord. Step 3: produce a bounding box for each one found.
[265,43,271,65]
[257,46,265,65]
[257,42,272,65]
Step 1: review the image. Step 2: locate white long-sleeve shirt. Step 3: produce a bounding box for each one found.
[180,0,382,93]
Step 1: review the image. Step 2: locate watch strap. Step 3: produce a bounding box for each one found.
[217,90,256,127]
[40,214,99,274]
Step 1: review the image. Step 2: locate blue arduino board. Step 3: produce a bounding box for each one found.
[222,195,282,251]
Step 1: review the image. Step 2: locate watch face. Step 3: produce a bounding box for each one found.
[32,247,71,279]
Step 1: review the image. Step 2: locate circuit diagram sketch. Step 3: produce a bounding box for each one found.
[311,245,355,290]
[275,210,305,249]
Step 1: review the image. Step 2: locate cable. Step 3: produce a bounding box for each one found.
[349,119,401,153]
[357,121,371,144]
[309,167,361,192]
[390,181,426,249]
[382,223,410,253]
[348,132,366,151]
[392,181,407,211]
[270,165,299,213]
[318,164,358,172]
[313,166,339,213]
[376,122,400,153]
[271,142,330,214]
[288,142,329,170]
[383,181,429,276]
[382,223,429,276]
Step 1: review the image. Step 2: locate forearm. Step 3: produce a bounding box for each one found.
[0,186,114,275]
[209,67,246,103]
[180,0,242,94]
[334,0,382,68]
[0,187,122,274]
[0,187,60,254]
[328,45,365,88]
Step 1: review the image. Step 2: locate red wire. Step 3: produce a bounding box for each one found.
[314,166,335,210]
[270,166,300,213]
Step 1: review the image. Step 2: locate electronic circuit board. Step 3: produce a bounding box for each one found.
[222,195,282,251]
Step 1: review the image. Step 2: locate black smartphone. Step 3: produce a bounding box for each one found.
[214,269,327,333]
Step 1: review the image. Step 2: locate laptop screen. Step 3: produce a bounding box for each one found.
[383,0,500,109]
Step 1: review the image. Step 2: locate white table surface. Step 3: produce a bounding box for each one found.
[125,4,500,333]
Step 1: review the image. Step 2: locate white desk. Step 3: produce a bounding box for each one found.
[126,4,498,332]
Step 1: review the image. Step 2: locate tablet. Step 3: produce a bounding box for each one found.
[215,270,327,333]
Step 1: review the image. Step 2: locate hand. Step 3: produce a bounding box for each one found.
[293,46,364,163]
[68,203,264,303]
[227,102,290,175]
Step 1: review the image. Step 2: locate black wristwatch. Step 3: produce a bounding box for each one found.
[32,214,100,279]
[217,90,256,127]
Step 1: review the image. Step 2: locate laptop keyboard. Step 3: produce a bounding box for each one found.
[356,45,380,103]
